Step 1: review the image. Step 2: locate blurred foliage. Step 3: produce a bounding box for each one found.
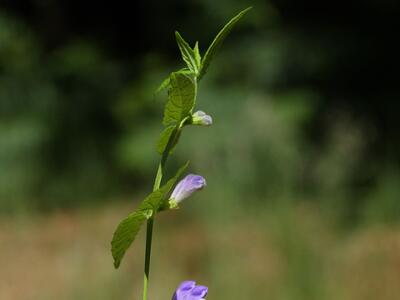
[0,0,399,226]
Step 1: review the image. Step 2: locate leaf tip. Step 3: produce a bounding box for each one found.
[111,244,120,269]
[113,260,120,269]
[175,31,182,39]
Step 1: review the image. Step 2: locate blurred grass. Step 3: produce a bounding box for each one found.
[1,202,399,300]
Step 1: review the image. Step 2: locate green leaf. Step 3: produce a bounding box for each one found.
[111,162,189,268]
[157,125,180,154]
[139,161,189,212]
[154,68,193,95]
[175,31,199,75]
[198,7,252,80]
[193,41,201,68]
[155,76,170,94]
[163,72,197,126]
[111,211,147,269]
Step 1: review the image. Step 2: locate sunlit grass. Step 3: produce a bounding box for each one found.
[1,202,399,300]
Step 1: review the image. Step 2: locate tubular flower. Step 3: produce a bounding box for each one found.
[169,174,206,207]
[172,281,208,300]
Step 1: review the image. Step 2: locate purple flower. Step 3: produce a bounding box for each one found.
[191,110,213,126]
[172,281,208,300]
[169,174,206,206]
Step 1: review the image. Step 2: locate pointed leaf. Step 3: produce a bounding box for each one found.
[163,72,197,126]
[111,211,148,268]
[175,31,199,74]
[155,76,170,94]
[111,162,189,268]
[198,7,252,80]
[193,41,201,68]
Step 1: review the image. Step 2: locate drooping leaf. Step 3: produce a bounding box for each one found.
[175,31,199,75]
[198,7,252,80]
[163,72,197,126]
[111,211,148,268]
[111,162,189,268]
[157,125,180,154]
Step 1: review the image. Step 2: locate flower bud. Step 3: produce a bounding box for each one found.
[191,110,213,126]
[172,281,208,300]
[169,174,206,207]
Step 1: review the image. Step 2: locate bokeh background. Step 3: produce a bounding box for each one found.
[1,0,400,299]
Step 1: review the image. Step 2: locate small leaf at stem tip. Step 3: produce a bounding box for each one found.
[198,7,252,80]
[175,31,200,75]
[193,41,201,67]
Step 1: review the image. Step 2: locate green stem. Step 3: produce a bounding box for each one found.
[142,217,153,300]
[142,126,181,300]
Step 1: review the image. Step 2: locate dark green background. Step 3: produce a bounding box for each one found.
[1,0,399,222]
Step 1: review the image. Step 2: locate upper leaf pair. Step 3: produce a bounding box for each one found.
[175,7,251,79]
[175,32,201,76]
[157,6,252,95]
[198,7,252,80]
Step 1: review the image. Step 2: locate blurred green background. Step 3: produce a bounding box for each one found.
[0,0,399,299]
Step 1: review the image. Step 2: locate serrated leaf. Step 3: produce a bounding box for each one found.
[157,125,180,154]
[111,162,189,268]
[163,72,197,126]
[175,31,199,74]
[198,7,252,80]
[111,211,148,268]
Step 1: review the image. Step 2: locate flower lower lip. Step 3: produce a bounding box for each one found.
[173,281,208,300]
